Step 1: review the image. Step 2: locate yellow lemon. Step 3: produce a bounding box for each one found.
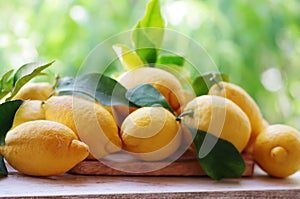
[113,67,190,126]
[12,82,53,100]
[183,95,251,152]
[253,124,300,178]
[209,81,266,139]
[121,107,181,161]
[117,67,185,113]
[11,100,45,128]
[0,120,89,176]
[44,95,122,159]
[244,119,269,154]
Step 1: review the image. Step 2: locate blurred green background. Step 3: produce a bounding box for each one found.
[0,0,299,128]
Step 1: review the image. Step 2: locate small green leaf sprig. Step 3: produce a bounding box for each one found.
[0,61,54,102]
[113,0,185,70]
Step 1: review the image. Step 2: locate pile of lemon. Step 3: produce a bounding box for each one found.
[1,67,300,179]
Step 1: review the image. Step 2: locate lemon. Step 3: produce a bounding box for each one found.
[121,107,182,161]
[209,81,266,139]
[183,95,251,152]
[11,100,45,128]
[253,124,300,178]
[244,119,269,154]
[44,95,122,159]
[117,67,185,112]
[12,82,53,100]
[114,67,189,126]
[0,120,89,176]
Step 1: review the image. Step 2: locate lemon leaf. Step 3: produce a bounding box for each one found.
[0,100,23,146]
[184,123,245,180]
[132,0,164,64]
[113,44,145,70]
[126,84,175,114]
[0,69,14,100]
[138,0,164,29]
[7,61,54,101]
[157,55,185,66]
[0,156,8,177]
[132,26,158,65]
[56,73,137,107]
[192,72,229,96]
[0,100,23,177]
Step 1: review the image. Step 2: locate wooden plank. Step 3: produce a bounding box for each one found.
[2,163,300,198]
[68,151,254,177]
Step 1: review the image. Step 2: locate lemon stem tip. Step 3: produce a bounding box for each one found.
[270,146,288,162]
[209,74,223,90]
[176,110,194,121]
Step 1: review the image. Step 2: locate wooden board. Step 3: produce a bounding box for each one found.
[3,162,300,198]
[69,150,254,177]
[3,164,300,198]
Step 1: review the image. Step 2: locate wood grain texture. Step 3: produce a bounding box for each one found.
[1,164,300,199]
[68,152,254,177]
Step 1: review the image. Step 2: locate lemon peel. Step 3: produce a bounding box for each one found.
[0,120,89,176]
[183,95,251,152]
[12,82,53,100]
[270,146,288,163]
[209,81,266,138]
[121,106,181,161]
[44,95,122,159]
[11,100,45,129]
[254,124,300,178]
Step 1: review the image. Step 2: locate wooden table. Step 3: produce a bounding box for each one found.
[1,164,300,198]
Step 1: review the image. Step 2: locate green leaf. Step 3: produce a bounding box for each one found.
[184,123,245,180]
[0,69,14,100]
[126,84,175,114]
[192,72,229,96]
[112,44,145,70]
[7,61,54,101]
[0,156,8,177]
[56,73,136,107]
[0,100,23,177]
[134,35,157,64]
[0,100,23,146]
[138,0,164,28]
[132,0,165,64]
[55,76,74,91]
[157,55,185,66]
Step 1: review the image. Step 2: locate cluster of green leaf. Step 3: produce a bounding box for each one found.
[0,61,54,102]
[113,0,185,70]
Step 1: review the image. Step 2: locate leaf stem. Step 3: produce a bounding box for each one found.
[176,110,194,121]
[52,74,60,89]
[209,73,223,90]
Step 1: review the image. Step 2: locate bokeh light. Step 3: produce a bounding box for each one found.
[0,0,299,128]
